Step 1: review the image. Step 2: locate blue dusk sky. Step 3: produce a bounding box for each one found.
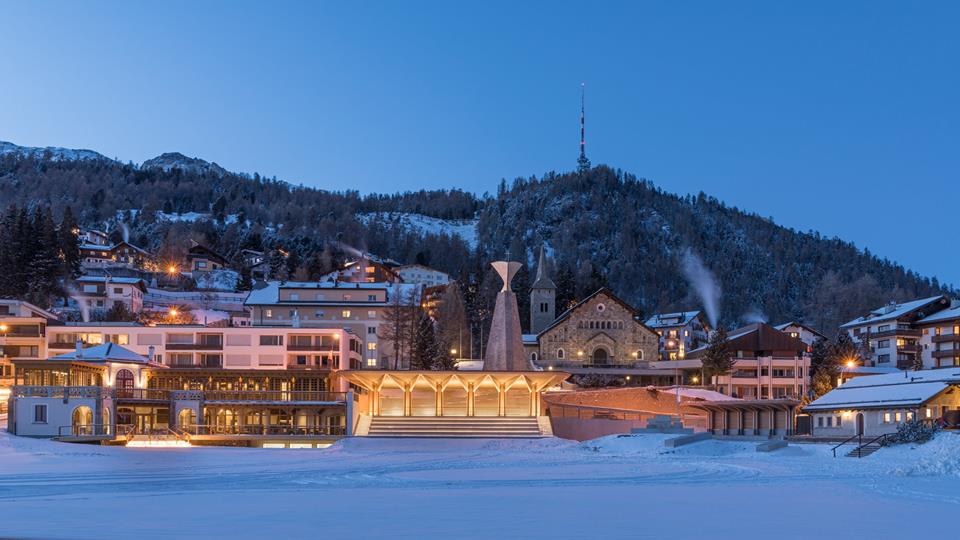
[1,2,957,285]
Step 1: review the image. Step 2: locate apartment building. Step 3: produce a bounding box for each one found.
[841,295,950,369]
[916,303,960,369]
[244,281,422,369]
[74,276,146,314]
[0,300,60,391]
[395,264,451,287]
[644,310,711,361]
[676,323,810,399]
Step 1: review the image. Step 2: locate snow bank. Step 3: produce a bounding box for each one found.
[194,269,239,291]
[888,432,960,477]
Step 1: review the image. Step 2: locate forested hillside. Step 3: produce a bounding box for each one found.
[0,145,950,336]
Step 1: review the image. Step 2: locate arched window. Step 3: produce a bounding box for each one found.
[531,352,539,362]
[115,369,135,398]
[635,350,644,361]
[556,348,565,359]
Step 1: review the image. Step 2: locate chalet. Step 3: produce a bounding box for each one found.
[773,322,825,349]
[186,244,229,273]
[395,264,451,287]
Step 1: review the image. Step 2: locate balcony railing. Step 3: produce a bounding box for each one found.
[180,424,346,437]
[932,350,959,359]
[868,328,921,339]
[57,424,135,438]
[932,334,960,343]
[287,344,339,352]
[114,388,170,401]
[168,358,223,368]
[165,342,223,351]
[202,390,347,403]
[537,360,644,370]
[12,386,103,398]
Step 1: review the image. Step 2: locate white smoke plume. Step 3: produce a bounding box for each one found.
[741,308,768,325]
[680,249,721,328]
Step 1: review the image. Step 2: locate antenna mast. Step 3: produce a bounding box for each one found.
[577,82,591,173]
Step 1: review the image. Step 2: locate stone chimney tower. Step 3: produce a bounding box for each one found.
[529,245,556,334]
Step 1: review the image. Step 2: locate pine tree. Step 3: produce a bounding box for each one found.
[435,282,467,358]
[237,265,253,291]
[410,312,438,370]
[701,327,734,385]
[59,206,81,280]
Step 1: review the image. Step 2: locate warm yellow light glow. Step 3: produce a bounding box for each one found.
[167,265,178,274]
[846,360,855,369]
[842,411,853,419]
[450,348,458,355]
[631,351,638,358]
[126,440,191,448]
[625,375,631,381]
[169,308,178,316]
[577,350,583,357]
[692,376,700,384]
[0,323,7,332]
[548,366,554,371]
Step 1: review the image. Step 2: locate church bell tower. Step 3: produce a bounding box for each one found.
[529,245,556,334]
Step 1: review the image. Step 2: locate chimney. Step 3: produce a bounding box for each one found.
[883,300,897,314]
[147,345,155,362]
[75,339,83,358]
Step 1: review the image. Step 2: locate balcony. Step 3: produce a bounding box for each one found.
[287,344,339,352]
[165,342,223,351]
[181,424,346,437]
[932,334,960,344]
[867,328,921,339]
[932,350,960,359]
[12,386,103,398]
[49,342,79,350]
[114,388,169,401]
[201,390,348,403]
[168,358,223,369]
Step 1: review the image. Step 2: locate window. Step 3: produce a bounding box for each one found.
[817,417,824,427]
[367,342,376,350]
[366,358,378,367]
[113,287,123,294]
[926,408,933,419]
[884,412,892,423]
[596,303,605,312]
[368,295,377,301]
[259,335,282,346]
[290,293,299,301]
[556,348,565,359]
[343,294,352,301]
[877,354,890,363]
[315,311,324,318]
[826,417,833,427]
[34,404,47,423]
[295,355,308,365]
[106,334,129,345]
[368,310,377,318]
[265,309,273,318]
[877,339,890,349]
[367,327,377,335]
[197,261,207,268]
[878,324,890,332]
[906,412,914,421]
[342,310,352,318]
[836,416,842,427]
[894,412,902,422]
[531,352,539,362]
[790,332,799,339]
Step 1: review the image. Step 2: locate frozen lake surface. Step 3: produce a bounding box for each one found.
[0,431,958,539]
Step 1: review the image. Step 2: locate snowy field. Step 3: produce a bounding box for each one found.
[1,432,958,539]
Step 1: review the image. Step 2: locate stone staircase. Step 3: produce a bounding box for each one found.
[366,416,547,438]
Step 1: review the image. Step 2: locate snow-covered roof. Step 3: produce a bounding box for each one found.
[773,321,826,338]
[657,386,739,401]
[522,334,538,345]
[49,343,155,365]
[645,311,702,329]
[76,276,146,288]
[917,304,960,325]
[839,295,947,329]
[245,280,421,306]
[805,368,960,411]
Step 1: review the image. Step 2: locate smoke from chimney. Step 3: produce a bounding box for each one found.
[680,249,721,328]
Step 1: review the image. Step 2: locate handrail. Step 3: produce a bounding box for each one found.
[57,423,135,437]
[180,424,346,436]
[831,433,862,458]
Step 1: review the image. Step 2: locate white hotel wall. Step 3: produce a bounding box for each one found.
[46,325,357,375]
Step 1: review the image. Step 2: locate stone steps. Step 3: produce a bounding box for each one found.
[366,416,546,438]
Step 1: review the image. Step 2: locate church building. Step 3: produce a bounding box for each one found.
[523,247,664,383]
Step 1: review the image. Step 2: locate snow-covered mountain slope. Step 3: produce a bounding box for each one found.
[142,152,227,177]
[357,212,478,247]
[0,141,110,162]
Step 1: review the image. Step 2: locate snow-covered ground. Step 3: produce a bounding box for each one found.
[357,212,479,247]
[0,431,957,539]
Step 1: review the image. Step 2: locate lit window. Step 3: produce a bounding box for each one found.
[367,342,376,350]
[366,358,377,367]
[894,412,902,422]
[906,412,914,421]
[265,309,273,318]
[368,310,377,318]
[884,412,892,423]
[342,310,352,318]
[926,408,933,419]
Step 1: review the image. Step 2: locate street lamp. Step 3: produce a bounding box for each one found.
[839,358,857,385]
[168,308,178,317]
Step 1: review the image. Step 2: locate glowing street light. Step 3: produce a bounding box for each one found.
[167,265,178,275]
[0,323,7,333]
[450,348,458,356]
[168,308,178,317]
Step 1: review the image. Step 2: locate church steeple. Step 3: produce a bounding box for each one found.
[577,82,591,173]
[530,245,556,334]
